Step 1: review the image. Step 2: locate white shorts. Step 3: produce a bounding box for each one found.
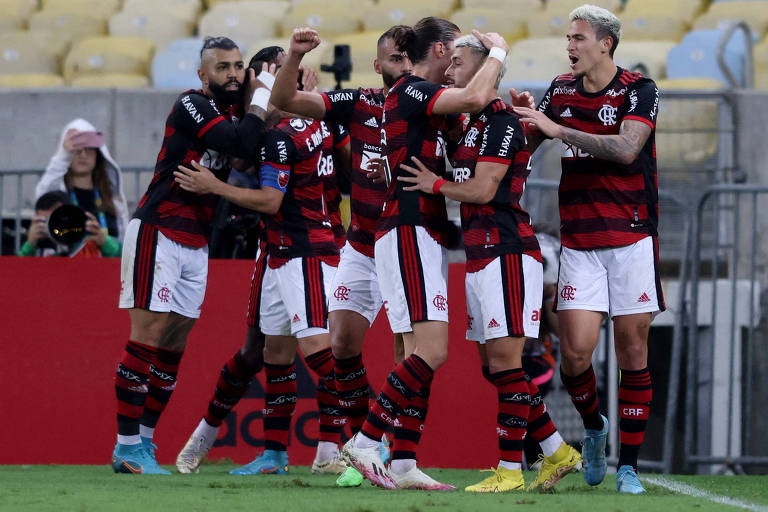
[119,218,208,319]
[328,242,383,324]
[466,253,543,343]
[555,236,665,317]
[375,225,449,334]
[259,256,337,338]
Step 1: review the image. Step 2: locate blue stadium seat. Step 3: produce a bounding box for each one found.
[666,29,749,86]
[151,39,201,89]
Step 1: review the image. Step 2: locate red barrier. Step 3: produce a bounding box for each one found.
[0,256,498,468]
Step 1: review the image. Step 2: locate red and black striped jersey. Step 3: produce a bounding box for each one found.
[260,117,340,269]
[376,75,457,246]
[537,67,660,250]
[322,87,387,258]
[451,99,541,272]
[327,121,350,250]
[134,89,265,247]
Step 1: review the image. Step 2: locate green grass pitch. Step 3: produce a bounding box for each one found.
[1,465,766,512]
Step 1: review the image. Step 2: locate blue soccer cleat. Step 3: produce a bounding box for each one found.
[582,414,609,486]
[141,437,172,475]
[229,450,289,475]
[616,465,646,494]
[111,443,170,475]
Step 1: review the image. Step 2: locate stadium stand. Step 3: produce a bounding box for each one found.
[150,38,202,89]
[198,1,288,42]
[29,10,107,43]
[620,11,690,41]
[362,4,440,32]
[693,0,768,39]
[0,31,69,76]
[0,73,65,87]
[122,0,202,23]
[503,37,570,86]
[70,72,150,88]
[666,29,748,86]
[623,0,707,22]
[63,36,154,85]
[322,31,380,73]
[281,4,368,37]
[109,9,195,49]
[41,0,121,20]
[0,0,38,31]
[377,0,455,18]
[754,37,768,89]
[450,8,528,42]
[546,0,622,12]
[462,0,541,8]
[614,40,678,79]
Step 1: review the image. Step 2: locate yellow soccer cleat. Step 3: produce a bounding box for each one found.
[465,467,525,493]
[527,443,583,492]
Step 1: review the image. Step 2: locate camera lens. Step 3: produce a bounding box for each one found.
[47,204,88,246]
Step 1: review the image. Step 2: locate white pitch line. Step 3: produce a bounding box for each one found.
[642,475,768,512]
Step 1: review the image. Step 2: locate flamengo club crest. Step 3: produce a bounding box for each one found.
[333,285,350,301]
[598,104,618,126]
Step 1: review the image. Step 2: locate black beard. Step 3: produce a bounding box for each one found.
[209,80,243,105]
[382,69,406,88]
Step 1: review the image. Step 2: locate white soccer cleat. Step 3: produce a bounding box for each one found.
[311,453,347,475]
[390,466,456,491]
[341,433,396,489]
[175,425,218,474]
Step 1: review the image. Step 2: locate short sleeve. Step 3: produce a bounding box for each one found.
[478,113,524,164]
[333,122,350,149]
[397,80,445,118]
[175,92,228,137]
[623,79,659,129]
[259,131,294,193]
[322,88,360,125]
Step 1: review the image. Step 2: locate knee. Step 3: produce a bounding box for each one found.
[423,350,448,371]
[238,346,264,373]
[331,332,359,359]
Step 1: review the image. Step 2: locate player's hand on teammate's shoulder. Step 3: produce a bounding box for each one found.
[513,106,562,139]
[509,88,535,110]
[472,29,509,53]
[290,27,322,55]
[174,160,220,195]
[398,156,439,194]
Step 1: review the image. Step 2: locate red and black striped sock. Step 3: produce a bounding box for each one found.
[141,348,183,430]
[361,354,433,442]
[334,354,370,435]
[492,369,529,464]
[304,348,344,445]
[263,362,297,451]
[526,378,557,443]
[618,367,652,470]
[204,351,261,427]
[392,381,431,461]
[560,365,604,431]
[115,340,156,438]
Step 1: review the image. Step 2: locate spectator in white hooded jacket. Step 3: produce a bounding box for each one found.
[35,118,129,257]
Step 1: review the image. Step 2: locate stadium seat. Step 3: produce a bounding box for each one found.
[41,0,121,20]
[63,36,154,84]
[545,0,622,13]
[109,10,195,49]
[122,0,202,22]
[377,0,455,18]
[656,78,725,89]
[462,0,542,9]
[613,40,677,79]
[362,4,443,32]
[198,2,286,43]
[151,40,202,90]
[281,6,365,37]
[525,9,572,38]
[29,10,107,42]
[291,0,374,10]
[666,29,749,86]
[344,71,384,88]
[326,32,382,74]
[450,8,528,42]
[0,0,38,30]
[503,37,570,87]
[623,0,706,22]
[0,73,65,88]
[70,72,150,88]
[693,1,768,39]
[754,38,768,88]
[620,12,689,41]
[0,31,71,75]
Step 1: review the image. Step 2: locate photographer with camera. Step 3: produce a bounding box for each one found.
[17,191,69,256]
[35,118,128,257]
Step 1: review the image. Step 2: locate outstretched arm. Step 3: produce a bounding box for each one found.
[513,106,651,165]
[270,27,327,119]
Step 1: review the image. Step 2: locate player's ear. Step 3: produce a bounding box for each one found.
[373,58,381,74]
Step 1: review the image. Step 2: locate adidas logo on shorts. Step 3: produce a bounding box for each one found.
[561,107,573,118]
[292,314,301,323]
[488,318,501,329]
[638,293,651,303]
[364,117,379,128]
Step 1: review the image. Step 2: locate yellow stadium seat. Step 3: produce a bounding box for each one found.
[0,33,62,75]
[63,36,154,83]
[504,37,570,83]
[70,72,150,87]
[655,90,721,169]
[656,78,725,90]
[754,38,768,74]
[327,32,382,74]
[450,8,527,42]
[0,73,65,88]
[693,1,768,39]
[42,0,120,20]
[377,0,456,18]
[546,0,622,14]
[362,4,443,32]
[291,0,374,10]
[0,0,38,30]
[344,71,384,89]
[122,0,202,22]
[525,9,571,38]
[29,10,107,42]
[109,10,194,48]
[463,0,541,9]
[755,72,768,90]
[282,6,364,37]
[198,2,286,42]
[621,12,689,41]
[614,40,677,79]
[623,0,706,22]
